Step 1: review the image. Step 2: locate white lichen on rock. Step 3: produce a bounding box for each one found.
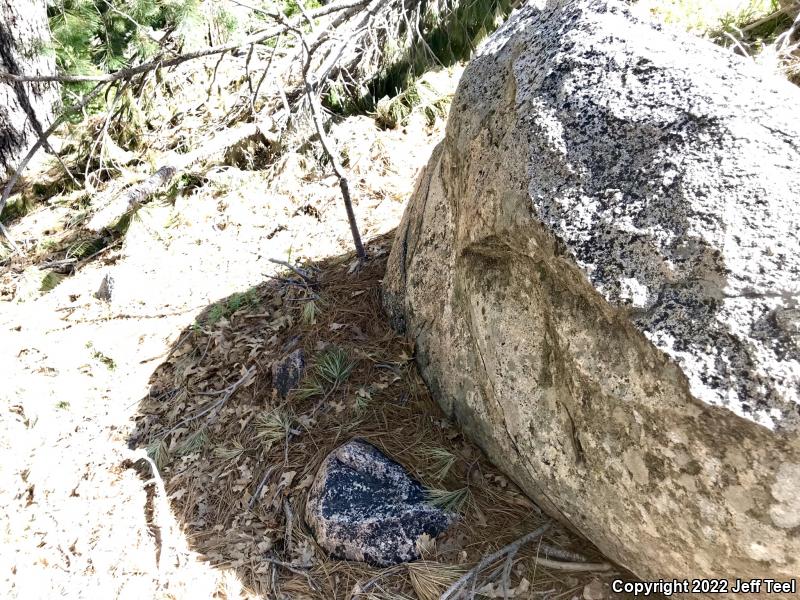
[502,0,800,429]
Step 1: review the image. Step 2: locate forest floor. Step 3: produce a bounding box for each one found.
[1,71,638,599]
[3,2,798,596]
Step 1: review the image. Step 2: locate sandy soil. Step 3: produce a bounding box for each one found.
[0,110,442,599]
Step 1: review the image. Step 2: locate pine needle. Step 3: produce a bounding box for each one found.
[255,410,292,448]
[425,487,471,514]
[408,561,465,600]
[213,439,245,460]
[176,427,208,456]
[422,447,457,480]
[316,346,354,386]
[146,437,169,469]
[295,378,325,400]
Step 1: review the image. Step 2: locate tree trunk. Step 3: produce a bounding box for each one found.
[0,0,59,184]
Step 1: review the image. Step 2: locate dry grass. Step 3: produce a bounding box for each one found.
[130,233,626,599]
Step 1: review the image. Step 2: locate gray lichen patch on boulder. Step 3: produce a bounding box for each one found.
[472,0,800,431]
[305,439,453,566]
[384,0,800,591]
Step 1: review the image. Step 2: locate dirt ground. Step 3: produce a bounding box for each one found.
[1,94,637,599]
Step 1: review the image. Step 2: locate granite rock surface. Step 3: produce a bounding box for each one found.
[305,440,453,566]
[384,0,800,592]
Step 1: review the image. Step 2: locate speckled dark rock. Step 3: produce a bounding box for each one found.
[305,440,453,566]
[383,0,800,593]
[271,349,304,398]
[95,273,114,301]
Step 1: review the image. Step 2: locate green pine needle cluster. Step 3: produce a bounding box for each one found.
[297,346,356,399]
[255,410,293,449]
[316,346,355,386]
[425,486,472,514]
[373,76,451,129]
[47,0,202,95]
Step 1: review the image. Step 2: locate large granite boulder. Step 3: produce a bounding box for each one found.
[384,0,800,592]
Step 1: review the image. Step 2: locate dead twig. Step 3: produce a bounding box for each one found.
[533,557,613,572]
[160,365,256,439]
[248,464,278,510]
[439,523,552,600]
[264,556,319,590]
[268,258,316,283]
[39,238,123,272]
[537,543,589,563]
[288,18,367,260]
[350,564,406,599]
[283,499,294,553]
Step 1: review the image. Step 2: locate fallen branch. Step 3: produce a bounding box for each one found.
[268,258,316,284]
[264,556,319,590]
[86,165,176,232]
[86,122,266,232]
[533,557,613,572]
[283,499,294,553]
[742,2,800,32]
[439,523,551,600]
[249,464,278,510]
[537,543,589,563]
[0,0,371,85]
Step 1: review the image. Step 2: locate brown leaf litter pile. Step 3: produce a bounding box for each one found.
[130,232,633,600]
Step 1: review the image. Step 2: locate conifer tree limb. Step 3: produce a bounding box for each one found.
[0,0,370,85]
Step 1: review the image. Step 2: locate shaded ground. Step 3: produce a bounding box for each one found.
[128,233,626,598]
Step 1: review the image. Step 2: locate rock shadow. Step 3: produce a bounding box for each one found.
[126,232,622,598]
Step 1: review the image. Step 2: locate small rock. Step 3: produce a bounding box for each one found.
[95,273,114,301]
[305,439,453,566]
[271,348,304,398]
[583,578,606,600]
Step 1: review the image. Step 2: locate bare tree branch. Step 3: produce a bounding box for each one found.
[288,18,368,260]
[0,0,370,84]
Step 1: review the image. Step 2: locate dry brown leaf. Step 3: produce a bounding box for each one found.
[477,577,530,598]
[278,471,296,489]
